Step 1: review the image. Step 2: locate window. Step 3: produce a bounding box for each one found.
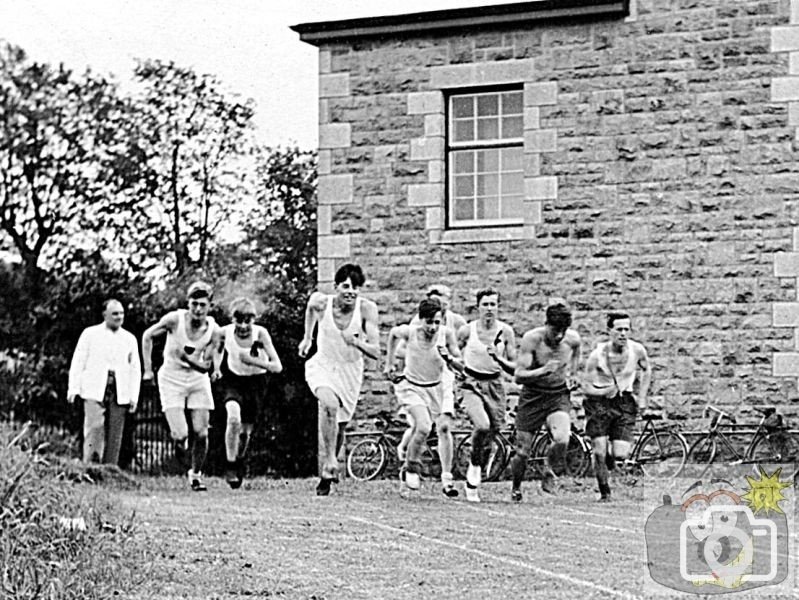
[447,88,524,228]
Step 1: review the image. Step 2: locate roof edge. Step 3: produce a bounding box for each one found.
[291,0,629,46]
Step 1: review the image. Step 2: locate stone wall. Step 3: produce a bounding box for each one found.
[313,0,799,423]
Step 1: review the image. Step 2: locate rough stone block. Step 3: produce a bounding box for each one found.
[771,26,799,53]
[525,176,558,200]
[318,234,351,259]
[319,99,329,125]
[791,52,799,75]
[318,174,353,205]
[319,123,351,149]
[773,302,799,327]
[317,205,332,236]
[407,91,444,115]
[408,183,443,207]
[775,252,799,277]
[524,129,557,153]
[410,137,444,161]
[793,226,799,251]
[794,0,799,24]
[772,77,799,102]
[524,82,558,106]
[320,73,350,98]
[773,352,799,377]
[524,153,541,177]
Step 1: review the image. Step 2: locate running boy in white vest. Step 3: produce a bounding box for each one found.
[385,297,463,493]
[457,288,517,503]
[142,281,221,492]
[213,297,282,489]
[582,312,651,502]
[299,264,380,496]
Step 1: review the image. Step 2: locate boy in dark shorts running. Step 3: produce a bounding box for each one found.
[510,303,581,501]
[213,297,282,488]
[582,312,651,502]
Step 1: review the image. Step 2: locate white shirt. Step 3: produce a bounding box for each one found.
[68,323,141,405]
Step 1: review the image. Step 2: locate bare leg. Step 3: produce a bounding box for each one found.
[225,401,243,463]
[592,435,611,500]
[509,430,536,495]
[546,411,571,476]
[316,387,340,479]
[436,413,454,483]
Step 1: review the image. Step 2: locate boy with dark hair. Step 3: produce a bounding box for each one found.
[299,263,380,495]
[510,302,581,501]
[385,297,462,492]
[582,312,651,501]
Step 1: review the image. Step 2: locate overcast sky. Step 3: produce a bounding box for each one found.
[1,0,515,149]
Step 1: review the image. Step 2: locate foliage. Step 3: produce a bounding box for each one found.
[0,423,149,599]
[0,43,150,277]
[127,59,256,274]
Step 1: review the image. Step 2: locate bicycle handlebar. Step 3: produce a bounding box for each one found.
[703,404,737,424]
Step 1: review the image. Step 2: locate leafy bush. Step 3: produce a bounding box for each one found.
[0,423,149,599]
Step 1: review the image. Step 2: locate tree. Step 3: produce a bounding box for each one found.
[0,43,150,280]
[128,59,256,275]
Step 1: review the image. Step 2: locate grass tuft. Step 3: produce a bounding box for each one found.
[1,422,150,599]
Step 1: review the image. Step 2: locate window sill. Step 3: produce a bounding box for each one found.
[429,225,534,245]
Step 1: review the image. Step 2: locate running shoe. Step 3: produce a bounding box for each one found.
[188,470,207,492]
[465,484,481,503]
[316,477,332,496]
[442,483,459,498]
[466,463,482,488]
[405,471,421,491]
[541,471,557,495]
[511,488,523,503]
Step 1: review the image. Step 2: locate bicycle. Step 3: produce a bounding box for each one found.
[346,411,442,481]
[614,413,689,479]
[687,405,799,476]
[452,421,591,483]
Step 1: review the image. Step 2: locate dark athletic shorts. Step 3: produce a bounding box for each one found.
[584,392,638,443]
[516,384,572,433]
[221,373,267,425]
[459,374,506,430]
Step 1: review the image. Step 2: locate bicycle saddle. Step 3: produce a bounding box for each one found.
[753,406,777,417]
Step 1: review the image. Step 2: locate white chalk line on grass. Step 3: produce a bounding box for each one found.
[460,502,639,534]
[347,515,643,600]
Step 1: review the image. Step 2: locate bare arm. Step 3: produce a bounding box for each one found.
[438,327,464,374]
[567,330,582,389]
[487,323,517,376]
[141,312,178,379]
[636,345,652,410]
[345,299,380,361]
[128,334,142,411]
[240,329,283,373]
[384,324,410,376]
[298,292,326,357]
[211,327,226,380]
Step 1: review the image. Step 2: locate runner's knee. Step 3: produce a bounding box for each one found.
[226,402,242,426]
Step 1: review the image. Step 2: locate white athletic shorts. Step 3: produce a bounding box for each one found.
[157,369,214,411]
[395,378,445,420]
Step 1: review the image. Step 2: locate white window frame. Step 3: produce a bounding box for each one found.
[446,87,524,229]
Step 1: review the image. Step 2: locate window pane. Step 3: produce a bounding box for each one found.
[501,172,523,196]
[476,196,499,220]
[476,149,498,173]
[501,147,523,171]
[500,195,524,219]
[501,116,523,139]
[452,96,474,118]
[477,94,498,116]
[502,91,523,115]
[453,198,474,221]
[477,174,498,196]
[454,120,475,142]
[477,117,498,140]
[453,151,474,173]
[454,175,475,198]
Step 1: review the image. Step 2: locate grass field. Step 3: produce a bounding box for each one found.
[116,475,662,600]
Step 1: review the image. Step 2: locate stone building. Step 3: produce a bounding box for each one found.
[292,0,799,420]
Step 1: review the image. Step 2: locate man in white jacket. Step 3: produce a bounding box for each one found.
[68,299,141,464]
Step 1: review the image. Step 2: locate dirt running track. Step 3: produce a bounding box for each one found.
[115,476,669,600]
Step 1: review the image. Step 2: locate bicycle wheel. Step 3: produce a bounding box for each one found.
[530,431,590,478]
[750,432,799,468]
[347,438,387,481]
[453,432,508,482]
[686,435,716,477]
[633,430,688,479]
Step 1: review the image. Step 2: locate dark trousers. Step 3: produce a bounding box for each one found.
[82,372,128,465]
